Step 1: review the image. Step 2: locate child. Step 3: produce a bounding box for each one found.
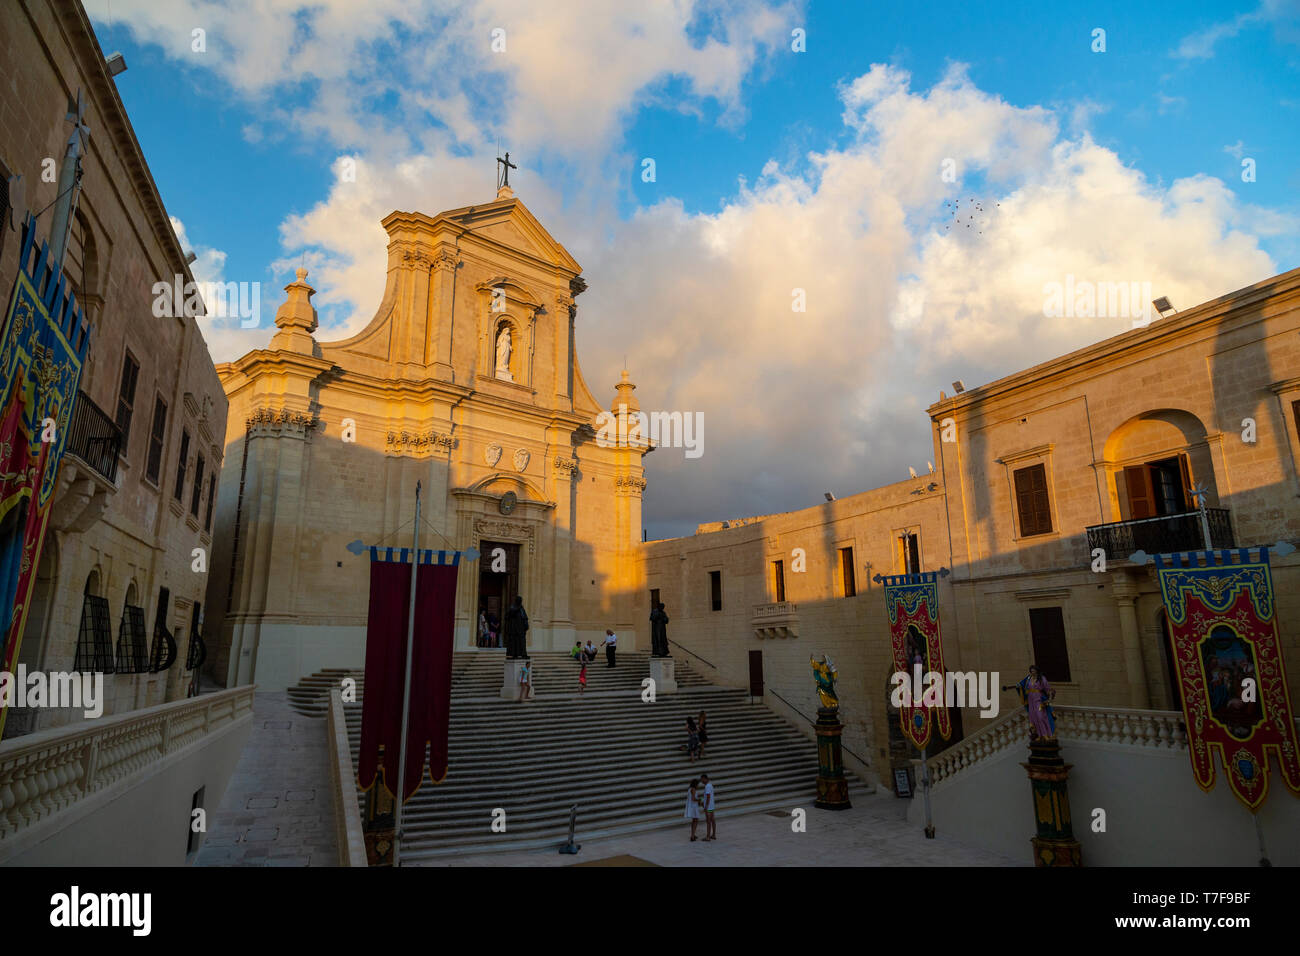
[578,659,588,694]
[518,660,532,701]
[685,778,701,841]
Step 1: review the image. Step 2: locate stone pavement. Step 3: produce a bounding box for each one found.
[422,788,1024,867]
[195,691,338,867]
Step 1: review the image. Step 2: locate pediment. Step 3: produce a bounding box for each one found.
[429,198,581,274]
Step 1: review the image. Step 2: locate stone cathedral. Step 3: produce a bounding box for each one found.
[205,186,650,691]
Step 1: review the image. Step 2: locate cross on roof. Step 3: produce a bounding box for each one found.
[497,152,517,189]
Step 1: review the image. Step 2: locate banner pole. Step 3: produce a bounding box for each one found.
[393,481,422,867]
[921,745,935,838]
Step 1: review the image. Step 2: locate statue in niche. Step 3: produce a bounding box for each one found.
[495,325,513,381]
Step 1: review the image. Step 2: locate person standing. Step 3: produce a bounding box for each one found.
[696,710,709,758]
[478,607,489,648]
[518,659,532,701]
[601,629,618,667]
[504,595,530,659]
[685,778,702,841]
[685,716,700,762]
[700,774,716,841]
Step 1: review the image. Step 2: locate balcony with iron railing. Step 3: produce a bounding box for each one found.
[65,389,121,484]
[1086,508,1234,561]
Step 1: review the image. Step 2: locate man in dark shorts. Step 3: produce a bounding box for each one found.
[700,774,716,841]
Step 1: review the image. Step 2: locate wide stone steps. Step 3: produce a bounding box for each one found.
[287,652,710,717]
[339,684,849,860]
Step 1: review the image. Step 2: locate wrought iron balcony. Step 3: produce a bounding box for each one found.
[1086,508,1234,561]
[66,389,121,484]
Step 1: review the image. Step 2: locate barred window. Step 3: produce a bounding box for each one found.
[73,583,115,673]
[115,603,149,674]
[150,587,177,672]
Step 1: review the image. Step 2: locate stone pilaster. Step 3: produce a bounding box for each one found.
[1111,573,1150,708]
[430,249,458,381]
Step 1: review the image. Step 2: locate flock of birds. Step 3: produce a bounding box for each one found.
[942,197,999,234]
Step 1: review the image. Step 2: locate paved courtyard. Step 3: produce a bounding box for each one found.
[423,789,1023,867]
[195,691,339,867]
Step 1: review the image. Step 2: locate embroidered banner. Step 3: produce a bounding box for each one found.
[0,215,91,736]
[881,571,951,750]
[357,547,460,801]
[1154,547,1300,811]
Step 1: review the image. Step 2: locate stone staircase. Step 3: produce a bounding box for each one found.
[297,651,861,860]
[286,649,714,716]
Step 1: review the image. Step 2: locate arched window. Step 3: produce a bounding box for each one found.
[74,570,115,672]
[115,580,148,674]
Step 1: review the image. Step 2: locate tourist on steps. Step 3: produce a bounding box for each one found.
[517,659,532,701]
[686,716,700,761]
[571,640,583,661]
[696,710,709,758]
[578,659,588,694]
[583,639,597,663]
[601,629,617,667]
[701,774,717,841]
[685,778,702,841]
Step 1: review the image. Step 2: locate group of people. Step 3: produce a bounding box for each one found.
[568,631,621,693]
[478,596,532,658]
[476,606,501,648]
[684,712,709,761]
[684,775,716,841]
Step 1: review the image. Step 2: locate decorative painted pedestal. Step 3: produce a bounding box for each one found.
[649,656,677,694]
[1022,736,1082,867]
[814,707,851,810]
[362,773,395,867]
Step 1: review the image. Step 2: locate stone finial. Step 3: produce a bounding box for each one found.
[497,184,515,200]
[612,368,639,414]
[270,266,318,354]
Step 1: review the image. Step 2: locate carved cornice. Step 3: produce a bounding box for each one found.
[386,430,456,456]
[246,407,318,437]
[474,518,536,554]
[616,474,647,495]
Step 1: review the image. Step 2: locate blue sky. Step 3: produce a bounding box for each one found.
[88,0,1300,536]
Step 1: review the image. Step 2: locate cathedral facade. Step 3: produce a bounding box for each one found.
[206,188,648,691]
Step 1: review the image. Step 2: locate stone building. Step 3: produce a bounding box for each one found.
[0,0,228,735]
[206,187,650,691]
[642,266,1300,789]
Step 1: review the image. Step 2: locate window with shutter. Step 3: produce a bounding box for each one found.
[115,352,139,445]
[174,430,190,501]
[839,547,856,596]
[191,454,205,516]
[773,560,785,602]
[145,396,167,485]
[1013,464,1053,535]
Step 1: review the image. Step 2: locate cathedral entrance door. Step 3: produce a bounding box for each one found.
[477,541,521,648]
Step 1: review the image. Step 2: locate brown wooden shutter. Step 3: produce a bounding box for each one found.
[1177,454,1193,510]
[773,561,785,603]
[1123,464,1155,519]
[1014,464,1052,535]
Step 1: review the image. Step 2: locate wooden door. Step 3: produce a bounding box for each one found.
[748,650,764,697]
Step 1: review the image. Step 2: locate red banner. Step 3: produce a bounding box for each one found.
[357,548,459,801]
[1155,549,1300,811]
[882,573,951,750]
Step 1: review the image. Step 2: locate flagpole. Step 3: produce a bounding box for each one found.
[393,481,422,867]
[921,745,935,838]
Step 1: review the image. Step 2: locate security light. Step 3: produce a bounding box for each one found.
[1152,296,1175,317]
[106,52,127,77]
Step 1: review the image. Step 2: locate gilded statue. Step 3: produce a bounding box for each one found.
[810,653,839,710]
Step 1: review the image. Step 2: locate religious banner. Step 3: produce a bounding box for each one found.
[357,546,460,801]
[881,571,951,751]
[0,215,91,736]
[1152,546,1300,812]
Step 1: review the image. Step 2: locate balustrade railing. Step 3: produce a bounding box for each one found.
[0,685,254,846]
[1086,508,1233,559]
[65,390,122,484]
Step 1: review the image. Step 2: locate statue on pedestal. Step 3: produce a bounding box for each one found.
[810,653,839,711]
[495,325,513,381]
[504,595,529,659]
[650,602,670,657]
[1004,664,1056,739]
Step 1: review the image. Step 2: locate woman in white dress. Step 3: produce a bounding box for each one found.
[685,778,702,841]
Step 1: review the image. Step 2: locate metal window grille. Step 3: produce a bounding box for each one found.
[73,594,115,673]
[115,604,149,674]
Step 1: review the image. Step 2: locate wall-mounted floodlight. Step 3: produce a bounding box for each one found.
[952,380,965,393]
[106,53,127,77]
[824,492,835,502]
[184,251,198,265]
[1152,296,1176,317]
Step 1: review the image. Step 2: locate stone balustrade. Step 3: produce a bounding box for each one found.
[751,602,799,639]
[0,685,254,845]
[328,688,367,867]
[926,704,1189,786]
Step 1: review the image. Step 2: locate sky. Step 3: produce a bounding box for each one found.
[86,0,1300,539]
